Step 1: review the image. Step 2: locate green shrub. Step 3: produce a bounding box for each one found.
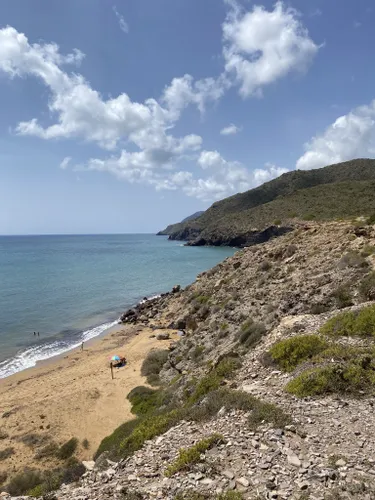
[285,359,375,397]
[216,493,243,500]
[268,335,328,372]
[165,434,223,476]
[56,437,78,460]
[320,305,375,337]
[248,400,292,429]
[195,295,210,305]
[0,447,14,460]
[95,418,140,460]
[367,214,375,225]
[34,442,58,460]
[359,272,375,301]
[303,213,316,221]
[332,284,353,309]
[191,345,205,362]
[127,386,166,416]
[238,320,267,348]
[18,433,49,448]
[310,303,330,315]
[214,357,241,378]
[141,349,169,386]
[6,469,42,496]
[259,261,272,272]
[82,438,90,450]
[361,245,375,257]
[0,429,8,440]
[0,470,7,485]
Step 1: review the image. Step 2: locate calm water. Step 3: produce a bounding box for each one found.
[0,234,235,378]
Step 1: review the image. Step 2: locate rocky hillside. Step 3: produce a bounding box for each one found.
[7,219,375,499]
[157,212,204,236]
[159,159,375,246]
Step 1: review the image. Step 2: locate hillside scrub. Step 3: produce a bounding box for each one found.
[95,357,290,461]
[285,357,375,397]
[268,335,329,372]
[238,320,267,348]
[165,434,223,477]
[141,349,169,386]
[56,437,78,460]
[359,272,375,301]
[320,305,375,337]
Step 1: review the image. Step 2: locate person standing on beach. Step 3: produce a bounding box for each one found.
[33,332,36,336]
[81,342,84,351]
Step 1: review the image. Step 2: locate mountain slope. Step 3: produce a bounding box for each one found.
[157,211,204,236]
[161,158,375,245]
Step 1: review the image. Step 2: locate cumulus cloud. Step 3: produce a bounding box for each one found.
[222,0,319,97]
[296,101,375,170]
[113,5,129,34]
[59,156,71,169]
[0,2,317,202]
[220,123,241,135]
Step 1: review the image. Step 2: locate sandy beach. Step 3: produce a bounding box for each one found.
[0,323,177,479]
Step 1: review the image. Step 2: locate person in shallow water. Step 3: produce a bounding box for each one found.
[33,332,36,336]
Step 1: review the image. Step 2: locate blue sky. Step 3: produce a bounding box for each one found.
[0,0,374,234]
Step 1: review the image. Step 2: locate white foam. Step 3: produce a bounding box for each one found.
[139,294,161,305]
[0,320,118,379]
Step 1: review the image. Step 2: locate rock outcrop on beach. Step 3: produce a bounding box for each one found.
[158,159,375,247]
[7,219,375,499]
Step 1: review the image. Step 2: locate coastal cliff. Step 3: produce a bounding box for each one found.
[6,219,375,498]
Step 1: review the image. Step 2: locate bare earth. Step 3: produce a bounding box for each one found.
[0,324,176,478]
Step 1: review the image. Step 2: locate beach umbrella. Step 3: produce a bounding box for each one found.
[110,355,121,362]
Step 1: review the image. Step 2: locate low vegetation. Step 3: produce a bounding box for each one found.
[141,349,169,386]
[331,284,353,309]
[320,304,375,337]
[238,320,267,348]
[285,355,375,397]
[165,433,223,477]
[0,447,15,460]
[95,356,291,461]
[268,335,328,372]
[359,272,375,301]
[56,437,78,460]
[6,458,85,497]
[34,442,58,460]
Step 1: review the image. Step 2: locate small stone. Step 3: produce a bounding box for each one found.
[222,470,235,480]
[128,474,138,481]
[200,478,214,485]
[82,460,95,471]
[236,477,250,487]
[287,453,301,467]
[335,459,346,467]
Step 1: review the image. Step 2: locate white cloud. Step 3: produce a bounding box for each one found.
[354,21,362,29]
[222,0,319,97]
[60,156,71,169]
[0,11,315,203]
[113,5,129,34]
[220,123,241,135]
[296,101,375,170]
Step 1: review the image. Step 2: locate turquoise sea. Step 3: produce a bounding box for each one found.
[0,234,235,378]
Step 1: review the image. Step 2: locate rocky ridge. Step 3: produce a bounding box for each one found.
[5,220,375,499]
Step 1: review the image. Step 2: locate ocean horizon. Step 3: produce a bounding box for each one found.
[0,234,235,379]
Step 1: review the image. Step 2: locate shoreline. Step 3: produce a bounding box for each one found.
[0,294,164,381]
[0,318,179,477]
